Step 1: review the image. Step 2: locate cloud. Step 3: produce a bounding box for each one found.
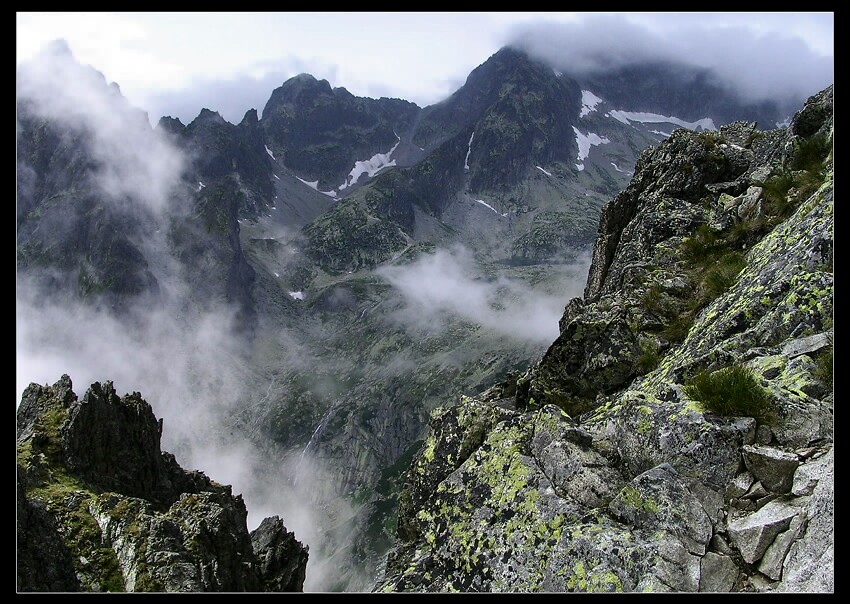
[17,40,185,213]
[15,281,354,592]
[16,41,354,592]
[379,246,591,346]
[506,13,834,105]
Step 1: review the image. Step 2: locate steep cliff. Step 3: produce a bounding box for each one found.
[16,375,308,592]
[378,86,833,592]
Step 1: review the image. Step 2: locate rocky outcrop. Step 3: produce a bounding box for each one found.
[16,375,308,592]
[250,516,310,591]
[261,73,420,191]
[378,86,833,592]
[159,107,275,221]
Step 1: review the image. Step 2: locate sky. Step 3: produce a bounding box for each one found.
[17,12,834,125]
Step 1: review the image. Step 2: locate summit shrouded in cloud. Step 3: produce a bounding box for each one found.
[506,13,833,108]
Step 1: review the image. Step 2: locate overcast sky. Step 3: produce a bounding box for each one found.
[17,12,833,125]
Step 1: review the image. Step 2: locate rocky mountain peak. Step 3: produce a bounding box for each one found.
[155,115,186,135]
[262,73,334,115]
[190,107,228,127]
[240,107,260,126]
[16,375,309,592]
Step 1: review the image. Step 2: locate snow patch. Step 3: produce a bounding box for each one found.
[297,176,338,198]
[572,126,610,161]
[536,166,552,177]
[776,116,792,128]
[553,68,563,77]
[464,131,474,172]
[608,110,717,132]
[475,199,507,217]
[297,177,319,190]
[580,90,603,117]
[649,129,671,138]
[338,140,399,190]
[610,162,632,175]
[197,181,206,191]
[576,163,585,171]
[273,174,280,180]
[288,291,304,301]
[265,145,276,160]
[273,272,279,277]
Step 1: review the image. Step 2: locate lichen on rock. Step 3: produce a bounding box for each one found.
[16,375,309,592]
[378,86,833,593]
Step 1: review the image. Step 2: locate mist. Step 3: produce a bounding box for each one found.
[16,41,360,592]
[16,39,185,213]
[506,13,833,106]
[15,283,359,592]
[379,246,591,345]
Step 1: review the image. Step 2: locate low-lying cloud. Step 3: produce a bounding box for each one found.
[17,40,185,213]
[15,281,354,592]
[16,41,356,592]
[379,246,591,346]
[506,13,833,106]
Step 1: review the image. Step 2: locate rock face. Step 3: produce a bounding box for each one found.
[261,73,420,192]
[377,86,833,592]
[16,375,308,592]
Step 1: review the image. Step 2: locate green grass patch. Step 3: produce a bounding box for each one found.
[633,339,660,375]
[700,251,746,302]
[660,313,693,344]
[683,364,774,424]
[641,284,665,315]
[812,346,833,390]
[758,132,830,221]
[790,132,831,173]
[681,224,725,264]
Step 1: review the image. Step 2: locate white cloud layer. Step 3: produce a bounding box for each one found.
[507,13,833,105]
[379,246,590,346]
[17,40,185,212]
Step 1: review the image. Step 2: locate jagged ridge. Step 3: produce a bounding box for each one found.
[16,375,308,592]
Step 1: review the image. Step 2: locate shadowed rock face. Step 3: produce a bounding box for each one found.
[261,73,420,192]
[16,375,308,593]
[377,86,833,593]
[250,516,310,592]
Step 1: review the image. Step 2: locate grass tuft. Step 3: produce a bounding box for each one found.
[683,364,773,424]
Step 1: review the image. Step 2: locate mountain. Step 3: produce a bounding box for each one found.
[16,375,309,592]
[378,86,833,593]
[261,73,420,192]
[16,41,829,592]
